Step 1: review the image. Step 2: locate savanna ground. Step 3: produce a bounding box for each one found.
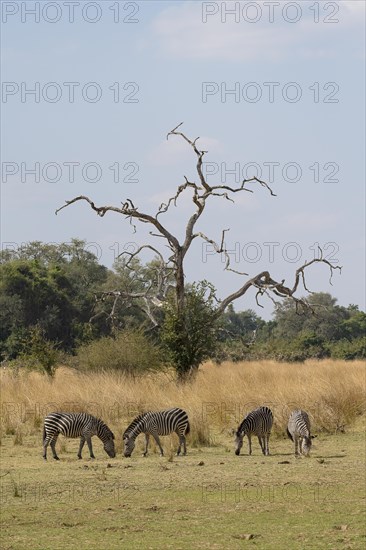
[1,360,365,550]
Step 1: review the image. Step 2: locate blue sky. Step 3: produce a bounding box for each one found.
[1,0,365,318]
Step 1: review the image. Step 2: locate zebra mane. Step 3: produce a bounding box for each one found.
[123,412,148,438]
[96,417,115,439]
[237,419,246,435]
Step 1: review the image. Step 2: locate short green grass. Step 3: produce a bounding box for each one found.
[1,421,365,550]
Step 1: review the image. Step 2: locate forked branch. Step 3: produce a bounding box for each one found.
[55,125,341,330]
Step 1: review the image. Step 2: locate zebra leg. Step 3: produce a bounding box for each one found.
[86,437,95,459]
[300,437,305,456]
[43,437,51,460]
[78,436,86,459]
[152,434,164,456]
[143,434,150,456]
[264,434,270,456]
[294,436,300,456]
[257,435,265,455]
[50,435,59,460]
[177,434,186,456]
[182,435,187,456]
[247,434,252,455]
[299,437,305,456]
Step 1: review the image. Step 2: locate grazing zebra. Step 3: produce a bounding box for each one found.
[235,406,273,456]
[287,410,313,456]
[123,407,190,457]
[43,412,115,460]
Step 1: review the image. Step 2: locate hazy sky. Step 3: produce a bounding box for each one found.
[1,0,365,318]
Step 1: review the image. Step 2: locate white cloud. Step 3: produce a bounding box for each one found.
[152,3,289,61]
[151,1,364,62]
[343,1,366,17]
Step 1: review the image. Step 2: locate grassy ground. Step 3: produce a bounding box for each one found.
[1,419,365,550]
[1,360,365,549]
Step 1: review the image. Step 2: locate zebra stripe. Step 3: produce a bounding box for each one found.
[235,406,273,456]
[43,412,115,460]
[287,410,312,456]
[123,407,190,457]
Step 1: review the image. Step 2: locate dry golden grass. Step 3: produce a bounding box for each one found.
[1,360,365,550]
[1,360,365,453]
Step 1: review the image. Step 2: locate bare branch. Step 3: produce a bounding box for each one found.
[157,178,202,217]
[56,195,180,251]
[291,255,342,295]
[215,253,341,317]
[210,176,276,198]
[194,230,249,276]
[117,244,167,267]
[167,123,211,193]
[242,176,276,197]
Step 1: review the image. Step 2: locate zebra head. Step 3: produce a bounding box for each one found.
[97,421,116,458]
[123,433,135,457]
[103,435,116,458]
[235,430,244,456]
[301,436,312,456]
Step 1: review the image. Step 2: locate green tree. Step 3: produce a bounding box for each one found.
[0,240,109,359]
[273,293,349,341]
[161,281,220,380]
[220,304,265,340]
[340,308,366,340]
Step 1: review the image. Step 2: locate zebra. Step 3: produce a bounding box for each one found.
[287,410,313,457]
[43,412,115,460]
[235,406,273,456]
[123,407,190,457]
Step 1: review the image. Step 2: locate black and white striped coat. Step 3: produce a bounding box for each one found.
[287,410,312,456]
[123,407,190,457]
[235,406,273,456]
[43,412,115,460]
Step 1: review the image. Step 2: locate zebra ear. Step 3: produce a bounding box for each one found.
[311,435,317,439]
[229,428,236,436]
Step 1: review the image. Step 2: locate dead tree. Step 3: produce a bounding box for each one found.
[56,123,341,374]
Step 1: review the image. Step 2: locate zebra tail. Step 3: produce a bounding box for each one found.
[185,421,190,435]
[286,427,293,441]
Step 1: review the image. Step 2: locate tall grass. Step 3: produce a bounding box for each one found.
[1,360,365,449]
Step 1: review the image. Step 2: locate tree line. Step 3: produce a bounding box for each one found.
[1,240,364,376]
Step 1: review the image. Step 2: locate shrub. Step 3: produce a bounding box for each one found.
[161,281,220,380]
[211,340,253,364]
[4,326,60,376]
[74,329,165,376]
[329,337,366,360]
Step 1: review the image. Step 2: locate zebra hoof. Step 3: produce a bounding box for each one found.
[53,456,60,461]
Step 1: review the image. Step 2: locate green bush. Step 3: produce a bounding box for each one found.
[212,333,331,363]
[74,329,165,376]
[4,326,60,376]
[161,281,220,380]
[329,337,366,360]
[211,340,253,363]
